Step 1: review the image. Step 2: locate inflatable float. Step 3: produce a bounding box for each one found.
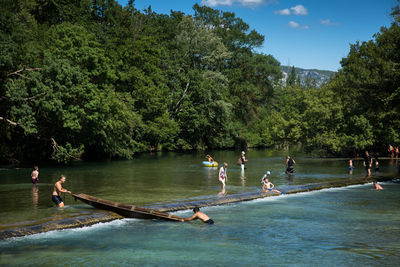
[202,161,218,167]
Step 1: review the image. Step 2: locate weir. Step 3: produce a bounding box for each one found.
[0,175,397,240]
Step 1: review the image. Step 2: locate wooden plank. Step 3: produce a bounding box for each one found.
[72,193,183,221]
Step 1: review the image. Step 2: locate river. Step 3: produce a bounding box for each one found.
[1,150,399,266]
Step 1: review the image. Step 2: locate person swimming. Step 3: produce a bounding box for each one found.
[182,207,214,224]
[373,181,383,190]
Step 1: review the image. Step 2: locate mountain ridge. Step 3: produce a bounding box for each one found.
[280,65,336,87]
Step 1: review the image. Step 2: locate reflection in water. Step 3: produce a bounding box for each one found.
[218,186,227,197]
[395,159,400,173]
[32,185,39,209]
[240,169,246,186]
[286,173,295,185]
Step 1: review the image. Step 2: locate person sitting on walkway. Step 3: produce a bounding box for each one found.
[261,172,281,193]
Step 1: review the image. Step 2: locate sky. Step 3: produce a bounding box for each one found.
[117,0,397,71]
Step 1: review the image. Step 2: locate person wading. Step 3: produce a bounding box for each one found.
[52,175,71,207]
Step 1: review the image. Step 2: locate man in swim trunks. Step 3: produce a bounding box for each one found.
[31,166,39,184]
[182,207,214,224]
[52,175,71,207]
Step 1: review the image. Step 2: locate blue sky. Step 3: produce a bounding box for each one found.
[117,0,397,71]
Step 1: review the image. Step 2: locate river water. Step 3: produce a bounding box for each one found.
[1,150,400,266]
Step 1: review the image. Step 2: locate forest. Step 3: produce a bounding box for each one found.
[1,0,399,164]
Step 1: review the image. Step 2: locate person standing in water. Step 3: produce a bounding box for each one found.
[363,151,373,176]
[388,144,394,158]
[348,159,354,174]
[181,207,214,224]
[286,156,296,174]
[31,166,39,184]
[240,151,247,171]
[52,175,71,207]
[218,162,228,188]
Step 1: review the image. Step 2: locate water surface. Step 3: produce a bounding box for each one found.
[1,150,399,266]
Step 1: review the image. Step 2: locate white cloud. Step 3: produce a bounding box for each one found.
[288,21,300,28]
[275,4,308,16]
[320,19,339,26]
[201,0,270,8]
[290,5,308,15]
[274,8,290,15]
[288,21,309,29]
[202,0,232,7]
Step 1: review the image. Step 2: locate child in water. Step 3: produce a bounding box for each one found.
[261,171,281,193]
[348,159,354,170]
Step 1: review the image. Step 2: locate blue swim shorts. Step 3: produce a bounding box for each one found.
[52,195,63,205]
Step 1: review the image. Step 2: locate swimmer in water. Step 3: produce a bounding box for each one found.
[181,207,214,224]
[373,181,383,190]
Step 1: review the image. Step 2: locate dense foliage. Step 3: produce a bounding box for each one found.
[1,0,399,164]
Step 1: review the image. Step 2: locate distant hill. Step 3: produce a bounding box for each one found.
[280,66,336,87]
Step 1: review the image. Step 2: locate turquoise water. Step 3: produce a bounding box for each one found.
[1,183,399,266]
[1,150,400,266]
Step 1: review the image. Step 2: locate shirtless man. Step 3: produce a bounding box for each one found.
[182,207,214,224]
[31,166,39,184]
[52,175,71,207]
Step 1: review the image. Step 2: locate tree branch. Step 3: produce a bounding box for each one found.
[51,138,81,160]
[8,68,43,76]
[0,116,20,127]
[25,92,46,101]
[172,81,190,118]
[7,68,43,80]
